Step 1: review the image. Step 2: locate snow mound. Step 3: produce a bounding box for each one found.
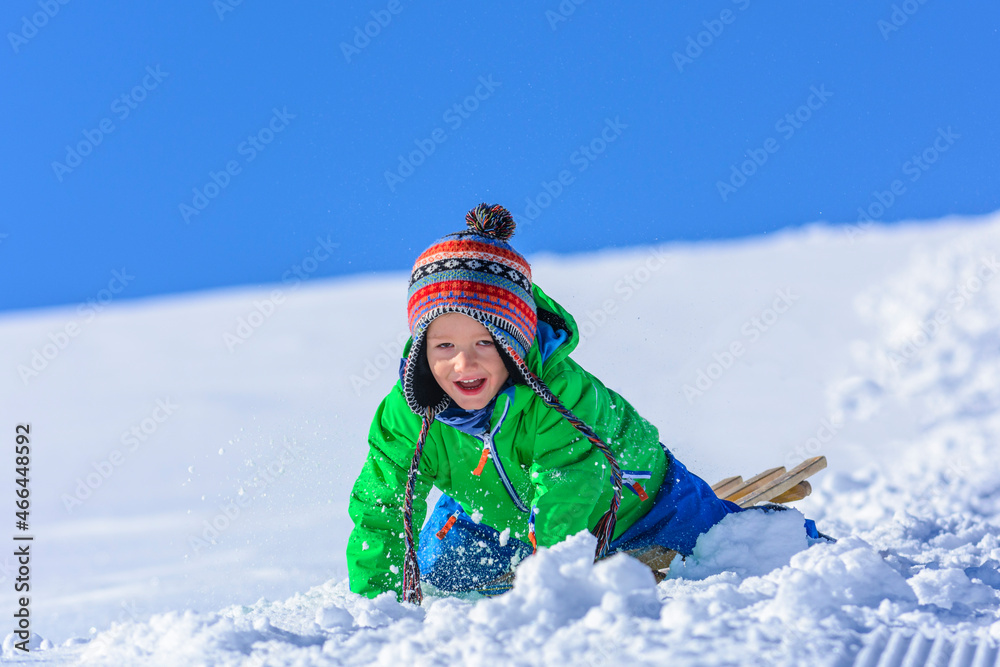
[58,517,979,665]
[70,533,663,665]
[668,505,811,580]
[79,611,327,665]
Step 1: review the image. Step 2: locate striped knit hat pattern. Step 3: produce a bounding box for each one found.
[400,204,623,605]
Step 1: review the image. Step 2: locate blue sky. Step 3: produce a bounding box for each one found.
[2,1,998,313]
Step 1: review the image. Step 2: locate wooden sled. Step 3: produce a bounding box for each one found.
[627,456,827,581]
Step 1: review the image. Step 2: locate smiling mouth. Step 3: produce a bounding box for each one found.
[454,378,486,393]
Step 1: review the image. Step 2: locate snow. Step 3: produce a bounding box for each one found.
[667,507,812,580]
[3,213,1000,664]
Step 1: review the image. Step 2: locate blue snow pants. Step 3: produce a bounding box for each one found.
[417,493,535,592]
[607,449,743,555]
[417,447,819,592]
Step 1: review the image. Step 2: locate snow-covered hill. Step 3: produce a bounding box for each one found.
[2,214,999,665]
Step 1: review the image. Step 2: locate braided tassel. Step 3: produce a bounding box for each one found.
[496,338,623,559]
[402,407,438,604]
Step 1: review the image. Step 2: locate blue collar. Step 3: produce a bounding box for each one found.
[437,377,515,436]
[536,319,568,364]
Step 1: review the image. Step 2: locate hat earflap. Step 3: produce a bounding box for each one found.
[401,326,451,417]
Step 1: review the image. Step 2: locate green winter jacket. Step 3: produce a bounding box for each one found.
[346,284,668,598]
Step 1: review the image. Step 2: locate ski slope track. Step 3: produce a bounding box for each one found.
[2,214,999,665]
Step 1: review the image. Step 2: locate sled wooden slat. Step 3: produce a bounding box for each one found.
[476,571,516,597]
[721,467,786,503]
[625,545,677,583]
[771,480,811,504]
[711,475,744,498]
[736,457,826,508]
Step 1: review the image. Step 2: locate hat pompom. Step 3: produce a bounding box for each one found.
[465,203,515,241]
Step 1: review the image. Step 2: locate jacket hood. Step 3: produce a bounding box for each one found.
[522,283,579,376]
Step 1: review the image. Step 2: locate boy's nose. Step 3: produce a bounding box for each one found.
[453,349,479,372]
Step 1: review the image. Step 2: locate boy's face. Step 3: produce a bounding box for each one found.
[425,313,510,411]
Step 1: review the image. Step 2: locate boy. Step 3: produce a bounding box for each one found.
[347,204,817,603]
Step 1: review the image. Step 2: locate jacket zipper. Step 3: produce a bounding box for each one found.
[473,397,529,513]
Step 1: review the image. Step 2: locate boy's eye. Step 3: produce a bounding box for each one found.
[430,340,494,349]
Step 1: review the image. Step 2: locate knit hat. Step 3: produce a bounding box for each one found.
[399,204,623,605]
[402,203,537,417]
